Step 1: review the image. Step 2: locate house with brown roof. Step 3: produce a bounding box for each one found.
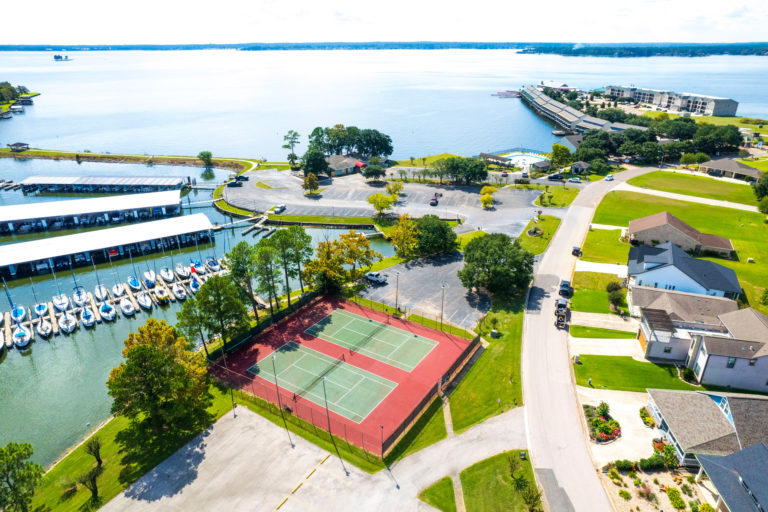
[686,308,768,393]
[647,388,768,467]
[630,286,738,361]
[628,212,734,257]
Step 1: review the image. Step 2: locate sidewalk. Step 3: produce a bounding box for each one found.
[614,182,759,212]
[569,337,642,358]
[570,311,639,332]
[575,260,628,277]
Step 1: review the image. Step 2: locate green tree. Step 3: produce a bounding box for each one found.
[77,465,103,502]
[254,241,281,317]
[640,142,663,164]
[303,240,348,292]
[385,181,403,199]
[224,240,261,317]
[390,213,419,258]
[176,295,211,357]
[694,152,711,164]
[107,319,211,439]
[367,192,394,216]
[458,233,534,297]
[197,151,213,169]
[754,173,768,200]
[339,230,381,279]
[269,229,299,307]
[759,196,768,215]
[303,172,320,195]
[286,225,313,294]
[282,130,300,166]
[0,442,43,512]
[550,143,573,171]
[302,147,329,177]
[195,275,250,351]
[480,193,494,209]
[608,290,624,309]
[680,153,698,166]
[521,485,544,511]
[416,215,457,255]
[84,437,102,468]
[362,163,386,181]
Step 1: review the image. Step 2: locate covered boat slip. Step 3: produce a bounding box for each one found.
[0,191,182,234]
[20,175,187,193]
[0,214,214,279]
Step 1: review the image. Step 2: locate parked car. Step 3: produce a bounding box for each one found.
[226,181,243,187]
[559,279,571,297]
[604,174,614,181]
[365,272,387,284]
[429,197,438,206]
[274,204,286,213]
[572,246,581,257]
[501,171,508,177]
[522,172,529,179]
[234,175,249,181]
[568,177,581,183]
[547,174,564,181]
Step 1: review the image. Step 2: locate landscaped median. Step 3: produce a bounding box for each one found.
[517,215,561,255]
[506,183,579,207]
[574,355,698,393]
[627,170,758,206]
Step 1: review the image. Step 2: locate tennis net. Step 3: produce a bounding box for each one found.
[294,352,345,399]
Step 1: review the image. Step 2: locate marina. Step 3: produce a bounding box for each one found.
[19,175,188,193]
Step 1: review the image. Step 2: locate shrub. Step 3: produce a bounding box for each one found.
[628,471,637,479]
[634,478,643,487]
[606,281,623,292]
[597,401,610,417]
[619,489,632,501]
[614,459,635,472]
[667,488,686,510]
[639,407,656,427]
[683,367,696,382]
[639,455,665,471]
[662,444,679,469]
[699,504,716,512]
[638,485,655,501]
[690,501,700,512]
[609,468,621,481]
[681,483,693,497]
[608,289,625,307]
[686,475,696,484]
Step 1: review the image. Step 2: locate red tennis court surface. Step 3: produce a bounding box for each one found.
[210,296,477,456]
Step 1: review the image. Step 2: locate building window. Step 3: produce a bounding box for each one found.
[664,347,672,353]
[727,357,736,369]
[694,363,701,375]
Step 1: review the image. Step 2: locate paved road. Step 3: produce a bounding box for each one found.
[522,165,653,512]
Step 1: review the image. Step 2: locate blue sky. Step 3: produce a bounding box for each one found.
[0,0,764,44]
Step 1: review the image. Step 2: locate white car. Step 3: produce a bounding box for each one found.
[604,174,614,181]
[568,177,581,183]
[274,204,286,213]
[365,272,387,284]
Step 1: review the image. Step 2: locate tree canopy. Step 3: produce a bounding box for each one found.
[307,124,393,157]
[390,213,419,258]
[432,157,487,185]
[362,163,386,181]
[0,442,44,512]
[416,215,457,256]
[195,275,250,349]
[283,130,301,166]
[301,147,329,177]
[303,172,320,194]
[550,143,573,171]
[367,192,394,216]
[458,233,534,297]
[754,172,768,200]
[338,230,381,279]
[197,151,213,168]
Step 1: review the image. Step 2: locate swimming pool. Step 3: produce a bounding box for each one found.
[500,152,548,168]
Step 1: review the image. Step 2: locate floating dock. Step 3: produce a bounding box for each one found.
[19,176,186,194]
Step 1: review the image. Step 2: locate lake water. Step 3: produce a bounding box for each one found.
[1,51,767,161]
[1,49,767,467]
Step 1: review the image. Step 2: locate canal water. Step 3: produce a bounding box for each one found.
[0,158,394,466]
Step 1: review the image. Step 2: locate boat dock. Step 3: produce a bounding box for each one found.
[19,176,187,194]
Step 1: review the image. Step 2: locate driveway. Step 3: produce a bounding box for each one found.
[568,337,643,358]
[358,252,490,330]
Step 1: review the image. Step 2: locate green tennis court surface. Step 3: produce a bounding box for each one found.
[305,309,438,372]
[248,341,397,423]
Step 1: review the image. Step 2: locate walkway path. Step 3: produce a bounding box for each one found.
[569,337,643,358]
[575,260,628,277]
[570,311,639,332]
[614,182,759,212]
[522,165,653,512]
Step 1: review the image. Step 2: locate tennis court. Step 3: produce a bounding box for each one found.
[305,309,438,372]
[247,341,397,423]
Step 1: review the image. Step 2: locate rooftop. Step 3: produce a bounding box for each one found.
[719,308,768,343]
[631,286,738,325]
[629,211,733,251]
[701,158,763,179]
[0,191,181,224]
[325,154,358,171]
[697,443,768,512]
[0,214,213,268]
[20,175,185,187]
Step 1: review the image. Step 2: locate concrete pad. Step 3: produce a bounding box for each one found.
[569,337,643,358]
[589,224,626,233]
[575,260,628,277]
[570,312,639,332]
[576,387,660,467]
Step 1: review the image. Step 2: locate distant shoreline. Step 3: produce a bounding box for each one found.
[1,42,768,57]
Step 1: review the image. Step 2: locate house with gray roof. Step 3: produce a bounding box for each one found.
[325,155,362,176]
[630,286,737,361]
[685,308,768,393]
[699,157,763,182]
[647,389,768,467]
[696,442,768,512]
[628,242,741,299]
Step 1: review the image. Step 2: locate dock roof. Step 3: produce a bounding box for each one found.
[20,176,185,187]
[0,191,181,224]
[0,214,212,268]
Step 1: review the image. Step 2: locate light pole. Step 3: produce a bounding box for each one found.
[440,283,446,331]
[380,424,385,462]
[395,271,400,313]
[322,377,348,475]
[219,345,237,418]
[272,355,294,448]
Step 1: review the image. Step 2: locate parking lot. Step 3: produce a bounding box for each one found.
[358,252,490,330]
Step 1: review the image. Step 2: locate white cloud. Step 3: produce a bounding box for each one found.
[0,0,764,44]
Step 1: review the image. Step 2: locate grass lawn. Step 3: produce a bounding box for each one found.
[573,355,698,392]
[214,199,254,217]
[253,181,274,189]
[384,398,447,464]
[391,153,460,167]
[458,231,487,251]
[419,477,457,512]
[570,271,627,315]
[739,157,768,173]
[533,186,579,207]
[581,229,631,264]
[449,297,524,433]
[627,171,757,206]
[460,450,536,512]
[367,254,408,273]
[569,325,638,339]
[517,215,561,255]
[593,191,768,314]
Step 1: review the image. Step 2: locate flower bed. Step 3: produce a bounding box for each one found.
[584,401,621,443]
[639,407,656,428]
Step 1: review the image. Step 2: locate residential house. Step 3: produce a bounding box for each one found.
[646,388,768,467]
[699,158,763,182]
[627,242,741,299]
[530,160,551,172]
[571,161,591,173]
[686,308,768,392]
[628,212,734,257]
[326,155,362,176]
[631,286,738,361]
[696,442,768,512]
[557,134,583,153]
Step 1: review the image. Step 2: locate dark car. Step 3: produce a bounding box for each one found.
[572,246,582,257]
[522,172,529,179]
[547,174,564,181]
[559,279,571,297]
[234,175,249,181]
[501,171,508,177]
[429,197,438,206]
[226,181,243,187]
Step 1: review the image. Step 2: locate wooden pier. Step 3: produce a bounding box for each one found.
[3,312,11,348]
